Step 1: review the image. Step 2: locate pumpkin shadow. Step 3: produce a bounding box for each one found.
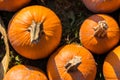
[48,47,86,80]
[88,14,105,23]
[88,14,109,39]
[47,48,64,80]
[68,70,85,80]
[87,14,119,54]
[51,58,85,80]
[83,14,109,43]
[104,51,120,79]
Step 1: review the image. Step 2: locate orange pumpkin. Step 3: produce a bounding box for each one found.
[82,0,120,13]
[103,46,120,79]
[0,0,31,12]
[79,14,120,54]
[3,64,48,80]
[47,43,96,80]
[8,5,62,59]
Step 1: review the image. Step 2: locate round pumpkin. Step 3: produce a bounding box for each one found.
[82,0,120,13]
[0,0,31,12]
[47,43,96,80]
[103,46,120,79]
[79,14,120,54]
[8,5,62,59]
[3,64,48,80]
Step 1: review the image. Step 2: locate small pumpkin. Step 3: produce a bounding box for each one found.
[3,64,48,80]
[47,43,96,80]
[79,14,120,54]
[8,5,62,59]
[82,0,120,13]
[103,46,120,79]
[0,0,31,12]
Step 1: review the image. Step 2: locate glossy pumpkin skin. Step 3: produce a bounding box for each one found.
[79,14,120,54]
[47,44,96,80]
[0,0,31,12]
[103,46,120,79]
[8,5,62,59]
[82,0,120,13]
[3,65,48,80]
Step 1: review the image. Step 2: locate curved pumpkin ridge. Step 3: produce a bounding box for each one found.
[47,43,97,80]
[3,65,48,80]
[82,0,120,13]
[8,5,62,59]
[79,14,120,54]
[0,0,31,12]
[103,46,120,79]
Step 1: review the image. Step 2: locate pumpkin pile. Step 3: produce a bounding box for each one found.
[0,0,119,80]
[80,0,120,80]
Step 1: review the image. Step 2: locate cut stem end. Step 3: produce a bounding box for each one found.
[28,20,44,44]
[65,56,82,73]
[93,20,108,38]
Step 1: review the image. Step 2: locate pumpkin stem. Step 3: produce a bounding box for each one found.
[93,20,108,38]
[28,18,44,44]
[65,56,82,72]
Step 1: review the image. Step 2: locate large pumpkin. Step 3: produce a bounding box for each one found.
[8,5,62,59]
[3,64,48,80]
[82,0,120,13]
[103,46,120,79]
[0,0,31,12]
[79,14,120,54]
[47,43,96,80]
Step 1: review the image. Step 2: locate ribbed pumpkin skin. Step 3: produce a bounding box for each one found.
[0,0,31,12]
[79,14,120,54]
[47,44,96,80]
[103,46,120,79]
[8,5,62,59]
[82,0,120,13]
[3,65,48,80]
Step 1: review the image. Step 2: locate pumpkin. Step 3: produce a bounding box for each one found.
[103,46,120,79]
[8,5,62,59]
[0,0,31,12]
[47,43,96,80]
[79,14,120,54]
[82,0,120,13]
[3,64,48,80]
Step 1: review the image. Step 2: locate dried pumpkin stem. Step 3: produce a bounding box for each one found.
[93,20,108,38]
[65,56,82,72]
[28,19,44,44]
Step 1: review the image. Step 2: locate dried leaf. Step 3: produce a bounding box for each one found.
[0,17,10,79]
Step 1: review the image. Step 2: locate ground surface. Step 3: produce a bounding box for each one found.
[0,0,120,80]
